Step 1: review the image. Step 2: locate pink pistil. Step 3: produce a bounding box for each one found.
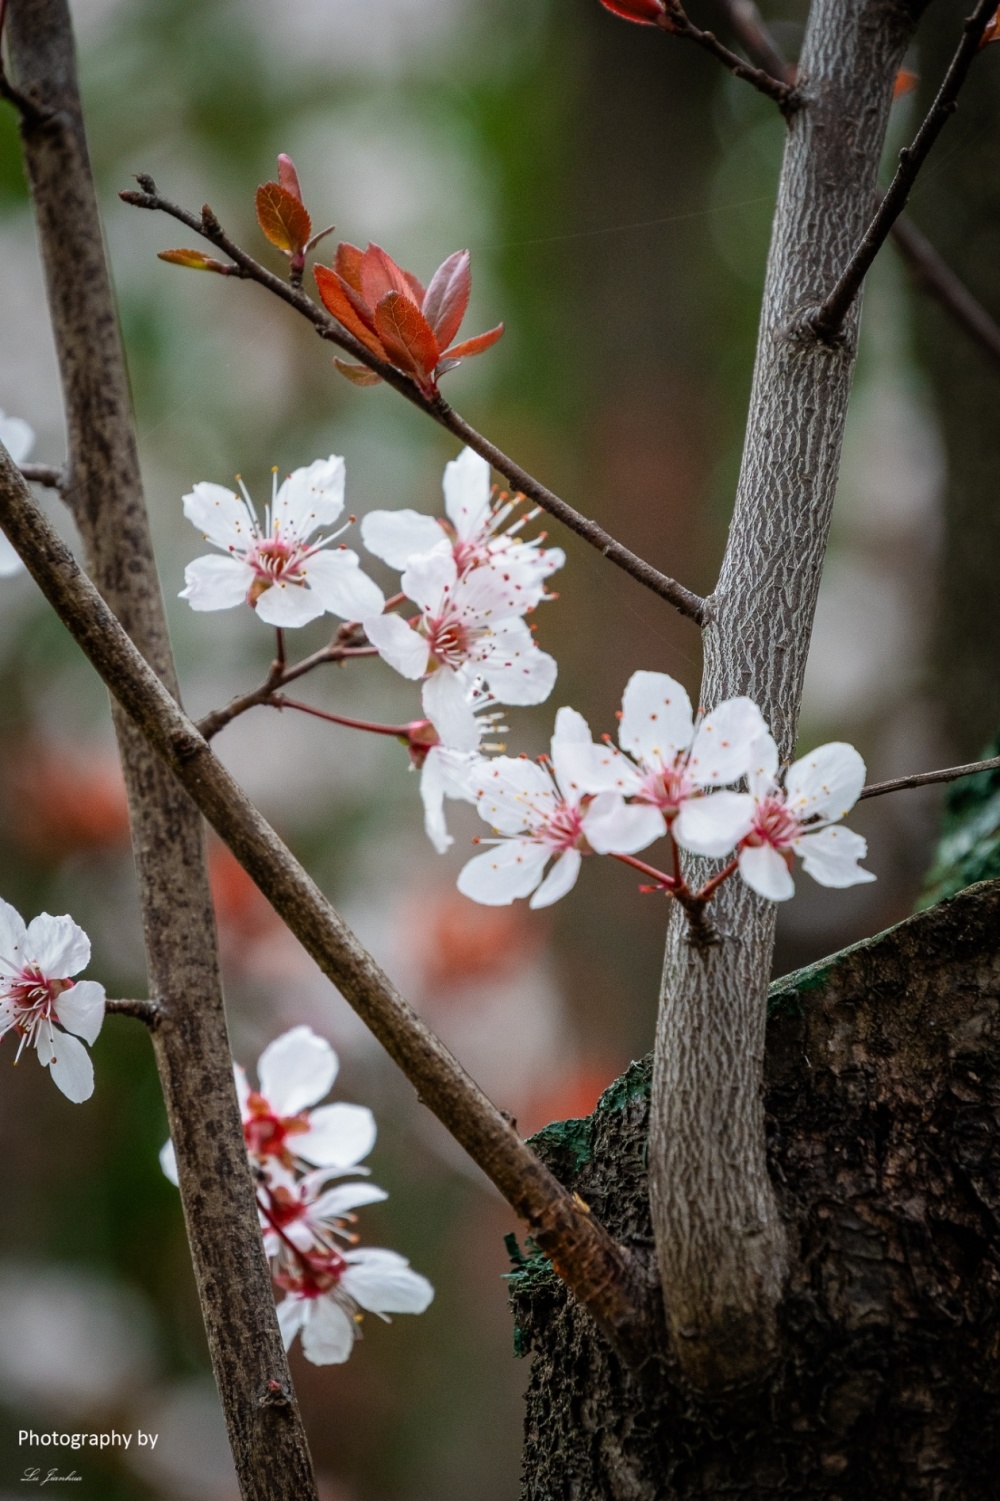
[425,612,471,669]
[244,1090,311,1168]
[744,795,800,851]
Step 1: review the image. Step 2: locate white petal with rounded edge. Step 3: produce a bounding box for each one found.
[254,579,326,628]
[342,1249,435,1315]
[443,446,492,540]
[673,791,754,857]
[747,733,780,799]
[273,456,345,537]
[785,742,866,825]
[687,698,768,788]
[298,1102,376,1168]
[738,843,795,901]
[257,1026,337,1115]
[25,913,90,977]
[361,509,445,568]
[422,669,481,751]
[363,612,430,679]
[794,824,876,887]
[183,482,255,552]
[420,747,478,853]
[301,1296,358,1364]
[0,898,27,971]
[310,1181,388,1220]
[468,756,556,834]
[550,708,595,800]
[401,547,457,614]
[303,549,385,620]
[180,554,254,611]
[276,1296,308,1352]
[583,794,665,855]
[159,1139,179,1186]
[479,632,557,707]
[47,1032,94,1102]
[457,840,549,904]
[556,739,644,797]
[0,413,35,465]
[54,980,105,1043]
[0,533,24,577]
[529,849,582,908]
[619,671,694,766]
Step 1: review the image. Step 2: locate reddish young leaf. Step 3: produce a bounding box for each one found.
[256,181,313,256]
[441,323,505,361]
[980,5,1000,46]
[333,358,383,387]
[892,68,919,99]
[157,248,231,273]
[276,153,303,202]
[361,244,421,310]
[423,250,471,350]
[404,270,427,305]
[335,241,365,294]
[314,265,387,358]
[373,291,441,381]
[598,0,666,23]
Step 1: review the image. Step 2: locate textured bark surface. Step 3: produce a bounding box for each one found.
[650,0,921,1384]
[5,5,318,1496]
[513,879,1000,1499]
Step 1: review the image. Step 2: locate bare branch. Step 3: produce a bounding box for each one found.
[119,180,707,625]
[661,3,799,111]
[196,630,377,741]
[859,753,1000,801]
[19,461,63,489]
[0,454,655,1369]
[105,996,162,1026]
[809,0,999,342]
[714,0,792,84]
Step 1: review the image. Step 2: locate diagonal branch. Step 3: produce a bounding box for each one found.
[119,180,707,625]
[809,0,999,341]
[0,451,655,1370]
[197,630,378,741]
[661,2,799,111]
[859,752,1000,800]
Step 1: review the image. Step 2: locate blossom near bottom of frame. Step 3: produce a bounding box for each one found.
[276,1246,434,1365]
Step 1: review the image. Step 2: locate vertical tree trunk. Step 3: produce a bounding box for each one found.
[6,4,318,1496]
[649,0,921,1386]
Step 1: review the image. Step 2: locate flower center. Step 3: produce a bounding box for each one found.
[745,795,801,850]
[639,760,693,818]
[4,968,69,1029]
[243,1091,311,1166]
[245,537,308,604]
[275,1247,349,1299]
[425,611,472,669]
[537,799,585,853]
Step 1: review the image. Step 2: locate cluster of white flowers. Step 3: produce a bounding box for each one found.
[160,1026,433,1365]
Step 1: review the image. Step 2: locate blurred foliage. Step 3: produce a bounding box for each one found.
[919,735,1000,908]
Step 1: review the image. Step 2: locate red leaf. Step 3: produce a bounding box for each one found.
[361,243,421,310]
[892,68,919,99]
[256,181,312,256]
[441,323,505,361]
[404,270,426,305]
[335,241,365,294]
[422,250,471,349]
[277,153,303,202]
[333,359,383,387]
[314,265,387,358]
[373,291,441,381]
[980,5,1000,46]
[158,248,231,273]
[598,0,665,22]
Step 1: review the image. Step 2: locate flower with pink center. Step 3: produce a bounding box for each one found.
[180,455,385,627]
[363,548,556,749]
[259,1164,388,1258]
[361,446,564,608]
[0,412,36,578]
[735,734,876,901]
[275,1244,434,1366]
[557,670,768,857]
[457,707,662,908]
[0,899,105,1102]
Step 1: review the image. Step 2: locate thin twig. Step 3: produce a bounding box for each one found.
[19,462,64,489]
[859,753,1000,801]
[661,3,798,112]
[272,695,413,738]
[119,179,707,625]
[196,632,377,741]
[0,453,655,1369]
[810,0,999,341]
[105,996,161,1026]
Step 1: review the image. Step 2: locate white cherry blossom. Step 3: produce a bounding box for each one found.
[362,446,564,608]
[406,683,507,853]
[0,412,36,577]
[260,1165,388,1258]
[736,734,875,901]
[559,670,768,859]
[276,1246,434,1366]
[363,548,556,747]
[458,707,661,909]
[0,900,105,1102]
[180,456,385,627]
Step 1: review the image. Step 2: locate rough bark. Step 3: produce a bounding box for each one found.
[513,878,1000,1499]
[650,0,921,1385]
[5,5,319,1496]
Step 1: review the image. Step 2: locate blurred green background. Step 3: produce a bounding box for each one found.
[1,0,998,1497]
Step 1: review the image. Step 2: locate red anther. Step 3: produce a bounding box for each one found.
[348,513,356,523]
[615,710,623,720]
[602,732,612,743]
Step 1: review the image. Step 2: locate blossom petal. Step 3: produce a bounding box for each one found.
[46,1032,95,1102]
[253,579,327,628]
[361,509,445,569]
[478,628,557,707]
[785,742,866,824]
[310,1181,388,1219]
[673,791,754,858]
[0,899,27,971]
[555,739,644,797]
[257,1025,337,1115]
[180,554,255,612]
[276,1296,308,1352]
[297,1102,376,1168]
[738,843,794,901]
[300,1296,358,1364]
[457,840,549,905]
[182,482,255,553]
[25,913,90,977]
[468,756,556,833]
[793,824,876,888]
[583,794,665,855]
[529,849,582,908]
[54,980,105,1044]
[443,447,491,541]
[364,612,430,679]
[687,698,769,788]
[0,533,24,577]
[747,734,780,799]
[401,548,457,614]
[618,671,695,768]
[302,549,385,620]
[342,1249,435,1315]
[0,412,35,466]
[159,1139,179,1186]
[272,455,345,538]
[422,669,481,750]
[420,747,478,853]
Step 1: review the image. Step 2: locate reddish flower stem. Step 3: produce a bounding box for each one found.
[611,851,679,890]
[271,695,412,740]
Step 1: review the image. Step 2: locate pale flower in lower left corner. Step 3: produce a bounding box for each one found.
[0,899,105,1102]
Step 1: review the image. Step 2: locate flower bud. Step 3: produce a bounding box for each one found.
[598,0,667,24]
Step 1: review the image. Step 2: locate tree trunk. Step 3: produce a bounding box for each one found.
[512,876,1000,1498]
